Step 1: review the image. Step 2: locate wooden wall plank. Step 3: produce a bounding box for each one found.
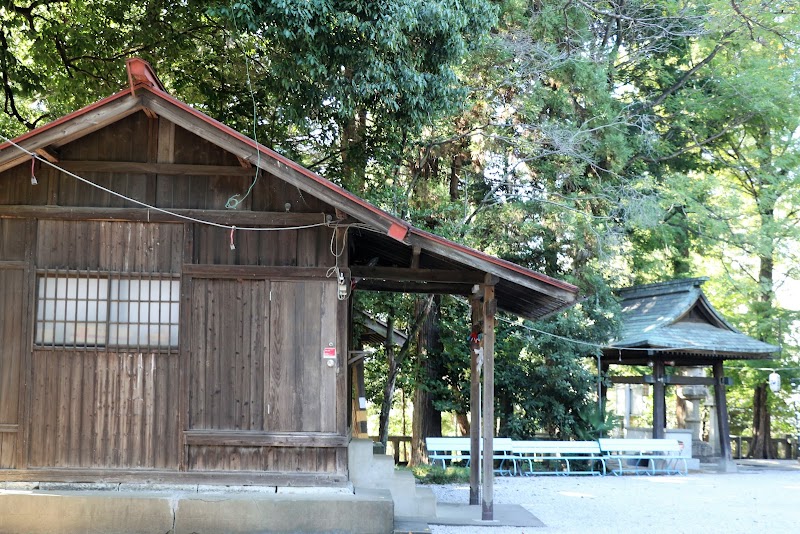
[187,445,344,473]
[36,221,183,273]
[0,270,24,443]
[27,351,180,469]
[188,279,270,433]
[0,220,27,260]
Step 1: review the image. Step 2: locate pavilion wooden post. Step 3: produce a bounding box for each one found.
[599,361,610,424]
[713,362,733,460]
[469,294,482,506]
[481,276,497,521]
[652,359,666,439]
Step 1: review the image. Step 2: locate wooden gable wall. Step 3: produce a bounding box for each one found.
[0,112,349,485]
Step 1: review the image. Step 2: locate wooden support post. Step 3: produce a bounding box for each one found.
[469,294,482,506]
[481,278,496,521]
[599,361,609,421]
[652,360,666,439]
[713,362,733,461]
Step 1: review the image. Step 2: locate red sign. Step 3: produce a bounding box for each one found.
[323,347,337,359]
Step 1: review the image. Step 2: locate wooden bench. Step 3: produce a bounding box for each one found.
[425,437,517,475]
[512,440,606,476]
[598,438,688,475]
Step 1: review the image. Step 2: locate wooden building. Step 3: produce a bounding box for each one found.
[603,278,779,463]
[0,58,578,497]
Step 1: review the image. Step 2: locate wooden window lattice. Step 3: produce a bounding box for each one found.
[35,269,179,351]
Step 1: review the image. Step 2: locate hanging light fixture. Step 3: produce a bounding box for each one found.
[769,371,781,393]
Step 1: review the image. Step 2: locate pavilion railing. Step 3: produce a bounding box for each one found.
[730,435,799,460]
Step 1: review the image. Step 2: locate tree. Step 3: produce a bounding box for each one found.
[220,0,497,193]
[0,1,239,134]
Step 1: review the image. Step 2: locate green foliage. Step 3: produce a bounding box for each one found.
[4,0,800,441]
[406,464,469,484]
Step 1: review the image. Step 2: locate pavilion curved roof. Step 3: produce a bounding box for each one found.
[604,278,779,364]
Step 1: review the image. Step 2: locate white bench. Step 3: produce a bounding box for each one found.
[425,437,516,475]
[512,440,606,476]
[598,438,688,475]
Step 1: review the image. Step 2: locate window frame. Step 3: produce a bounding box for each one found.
[34,269,180,352]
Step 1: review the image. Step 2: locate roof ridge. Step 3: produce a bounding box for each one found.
[616,277,708,297]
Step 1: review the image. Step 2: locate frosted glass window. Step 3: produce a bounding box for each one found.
[35,276,108,346]
[109,278,180,347]
[35,272,179,349]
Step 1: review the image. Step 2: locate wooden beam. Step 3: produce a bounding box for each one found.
[354,280,473,294]
[58,160,257,176]
[713,362,733,461]
[349,266,485,284]
[34,148,59,163]
[652,361,666,439]
[481,277,496,521]
[0,95,144,173]
[609,375,733,386]
[469,294,482,506]
[406,232,577,304]
[0,205,332,226]
[183,265,340,280]
[411,245,421,269]
[183,430,348,448]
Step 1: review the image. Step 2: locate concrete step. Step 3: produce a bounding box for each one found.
[393,519,432,534]
[0,487,395,534]
[413,487,438,518]
[348,439,438,520]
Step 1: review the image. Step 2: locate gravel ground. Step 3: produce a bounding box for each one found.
[427,461,800,534]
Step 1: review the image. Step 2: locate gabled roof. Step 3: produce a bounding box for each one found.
[353,310,408,348]
[0,58,578,320]
[606,278,778,363]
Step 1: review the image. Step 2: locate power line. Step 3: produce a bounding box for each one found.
[0,133,337,232]
[496,315,701,353]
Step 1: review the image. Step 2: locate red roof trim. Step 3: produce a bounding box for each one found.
[137,84,412,234]
[0,61,577,298]
[0,89,135,152]
[409,226,579,293]
[138,86,577,294]
[126,58,166,93]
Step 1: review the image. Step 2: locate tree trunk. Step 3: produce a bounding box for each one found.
[456,413,470,435]
[410,296,443,466]
[377,297,436,451]
[750,383,773,459]
[378,314,397,449]
[340,107,367,193]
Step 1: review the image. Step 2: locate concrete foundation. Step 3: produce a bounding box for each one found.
[0,486,394,534]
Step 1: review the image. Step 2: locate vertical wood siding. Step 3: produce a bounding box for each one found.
[28,351,180,468]
[187,446,344,473]
[191,226,334,267]
[269,281,337,433]
[0,268,26,468]
[36,220,183,273]
[188,279,270,431]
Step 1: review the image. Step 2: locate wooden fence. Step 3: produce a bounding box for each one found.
[730,435,798,460]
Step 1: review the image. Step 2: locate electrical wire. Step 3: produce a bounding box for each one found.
[497,316,800,373]
[225,2,261,210]
[0,134,336,232]
[496,315,703,353]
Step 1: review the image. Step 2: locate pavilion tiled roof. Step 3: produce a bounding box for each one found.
[609,278,778,360]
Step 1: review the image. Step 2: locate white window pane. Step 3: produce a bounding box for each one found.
[39,274,178,349]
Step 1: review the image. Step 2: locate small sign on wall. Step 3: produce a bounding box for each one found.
[323,347,337,359]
